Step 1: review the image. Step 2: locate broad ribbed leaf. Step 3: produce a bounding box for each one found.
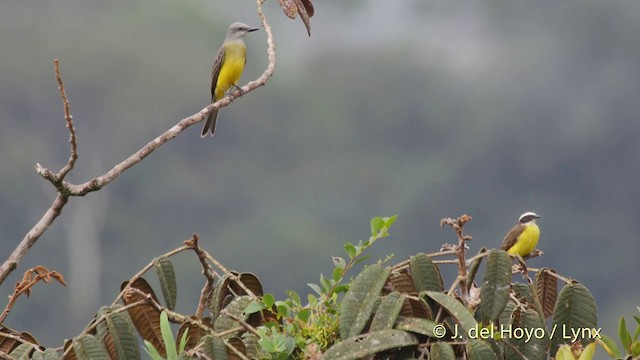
[338,264,390,339]
[237,273,264,298]
[214,295,253,336]
[9,343,34,359]
[212,336,228,360]
[550,282,597,355]
[320,330,417,360]
[370,292,405,331]
[105,309,140,360]
[410,253,443,315]
[387,271,416,294]
[466,248,487,286]
[72,335,109,360]
[424,291,477,335]
[121,278,164,357]
[200,335,216,359]
[504,308,549,360]
[498,301,518,328]
[466,339,498,360]
[37,348,59,360]
[0,327,20,354]
[430,342,456,360]
[209,273,263,319]
[154,256,177,310]
[242,334,260,359]
[407,296,432,319]
[394,316,437,337]
[512,282,534,303]
[535,268,558,318]
[480,250,511,325]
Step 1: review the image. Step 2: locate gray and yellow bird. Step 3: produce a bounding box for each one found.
[201,22,259,138]
[500,211,541,257]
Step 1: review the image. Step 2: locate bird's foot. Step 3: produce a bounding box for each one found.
[230,84,245,97]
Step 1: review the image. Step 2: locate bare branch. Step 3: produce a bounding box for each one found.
[0,2,277,286]
[184,234,219,318]
[0,193,69,285]
[54,59,78,180]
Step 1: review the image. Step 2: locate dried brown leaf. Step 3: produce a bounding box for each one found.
[535,268,558,318]
[121,278,164,356]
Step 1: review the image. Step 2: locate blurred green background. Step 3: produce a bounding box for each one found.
[1,0,638,348]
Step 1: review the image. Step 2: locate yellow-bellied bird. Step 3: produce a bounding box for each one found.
[500,212,541,257]
[201,22,259,138]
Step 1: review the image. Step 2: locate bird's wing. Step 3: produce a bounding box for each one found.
[500,224,525,251]
[210,46,226,100]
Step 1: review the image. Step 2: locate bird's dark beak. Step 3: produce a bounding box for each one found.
[535,214,541,219]
[248,27,259,32]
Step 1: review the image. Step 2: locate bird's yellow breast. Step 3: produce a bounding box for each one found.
[506,223,540,256]
[215,42,247,100]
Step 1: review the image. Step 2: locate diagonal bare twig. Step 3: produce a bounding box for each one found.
[0,0,277,286]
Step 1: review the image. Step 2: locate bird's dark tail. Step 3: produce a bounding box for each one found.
[200,109,219,138]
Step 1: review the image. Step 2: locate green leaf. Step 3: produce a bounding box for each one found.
[9,343,34,360]
[213,295,253,337]
[73,335,110,360]
[550,282,598,355]
[466,249,486,286]
[308,283,322,296]
[554,345,574,360]
[263,293,276,308]
[344,243,357,258]
[154,256,177,311]
[394,316,437,337]
[298,308,311,323]
[620,317,632,352]
[480,250,511,325]
[245,300,265,315]
[144,340,164,360]
[370,217,385,237]
[333,266,343,283]
[410,253,444,316]
[321,330,417,360]
[105,308,141,360]
[338,264,390,339]
[333,284,349,294]
[424,291,477,335]
[41,348,59,360]
[384,215,398,228]
[320,274,332,292]
[578,341,597,360]
[177,330,188,354]
[370,292,405,331]
[353,254,372,266]
[429,342,456,360]
[504,308,549,360]
[598,334,622,358]
[159,312,178,360]
[410,253,444,294]
[466,339,498,360]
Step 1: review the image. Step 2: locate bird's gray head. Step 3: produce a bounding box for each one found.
[518,211,541,224]
[226,22,259,40]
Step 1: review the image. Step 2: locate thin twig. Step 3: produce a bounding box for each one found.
[185,234,219,318]
[54,59,78,179]
[111,245,191,306]
[0,4,277,286]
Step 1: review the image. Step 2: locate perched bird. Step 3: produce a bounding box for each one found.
[500,211,541,257]
[201,22,259,138]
